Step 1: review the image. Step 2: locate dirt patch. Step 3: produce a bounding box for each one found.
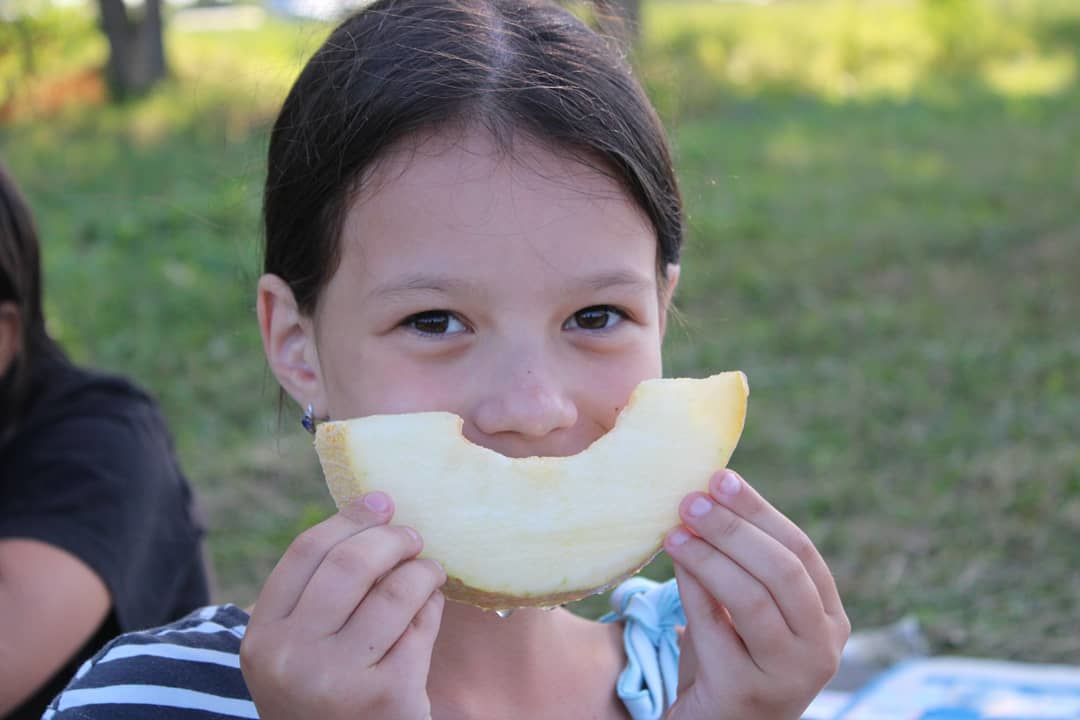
[1,67,106,123]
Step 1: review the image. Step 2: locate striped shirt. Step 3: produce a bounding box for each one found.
[44,604,255,720]
[45,579,685,720]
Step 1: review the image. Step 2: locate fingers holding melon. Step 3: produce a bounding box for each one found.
[314,371,749,611]
[240,505,446,718]
[251,496,398,622]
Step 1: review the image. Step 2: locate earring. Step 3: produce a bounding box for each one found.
[301,404,317,434]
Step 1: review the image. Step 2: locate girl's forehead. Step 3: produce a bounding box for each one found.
[337,128,656,281]
[354,127,636,214]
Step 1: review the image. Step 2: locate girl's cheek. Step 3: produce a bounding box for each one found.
[578,358,658,430]
[324,350,462,418]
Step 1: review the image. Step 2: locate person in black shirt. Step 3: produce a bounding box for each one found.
[0,162,211,720]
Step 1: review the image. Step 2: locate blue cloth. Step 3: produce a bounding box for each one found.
[602,577,686,720]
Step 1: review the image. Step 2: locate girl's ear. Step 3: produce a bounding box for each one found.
[659,263,681,338]
[256,274,326,417]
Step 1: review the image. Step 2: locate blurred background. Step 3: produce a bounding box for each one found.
[2,0,1077,665]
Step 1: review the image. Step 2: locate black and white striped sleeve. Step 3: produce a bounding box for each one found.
[43,605,257,720]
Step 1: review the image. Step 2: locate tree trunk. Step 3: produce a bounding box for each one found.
[596,0,641,52]
[97,0,168,100]
[616,0,641,41]
[16,18,36,76]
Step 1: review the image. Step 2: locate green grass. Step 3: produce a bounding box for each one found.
[2,0,1078,663]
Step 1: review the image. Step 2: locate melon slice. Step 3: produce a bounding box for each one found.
[314,371,748,611]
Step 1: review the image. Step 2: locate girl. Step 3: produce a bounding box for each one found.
[46,0,849,718]
[0,163,210,720]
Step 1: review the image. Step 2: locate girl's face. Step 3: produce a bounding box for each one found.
[261,129,678,459]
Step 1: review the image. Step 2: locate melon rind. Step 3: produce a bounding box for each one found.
[314,371,749,610]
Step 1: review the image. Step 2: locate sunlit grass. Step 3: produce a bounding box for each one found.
[639,0,1080,119]
[982,49,1077,96]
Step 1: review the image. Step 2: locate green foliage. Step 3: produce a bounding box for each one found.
[2,0,1078,662]
[920,0,995,70]
[638,0,1080,121]
[0,2,102,102]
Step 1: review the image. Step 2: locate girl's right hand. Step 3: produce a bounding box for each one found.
[240,491,447,720]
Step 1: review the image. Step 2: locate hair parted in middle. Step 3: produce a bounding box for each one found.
[263,0,684,315]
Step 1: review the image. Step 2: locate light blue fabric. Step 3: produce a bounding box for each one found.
[602,577,686,720]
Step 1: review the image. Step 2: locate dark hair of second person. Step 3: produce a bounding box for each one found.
[0,164,62,437]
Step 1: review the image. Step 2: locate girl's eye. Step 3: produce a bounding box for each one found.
[564,305,626,331]
[404,311,467,336]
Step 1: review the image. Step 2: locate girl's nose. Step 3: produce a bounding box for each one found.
[472,370,578,439]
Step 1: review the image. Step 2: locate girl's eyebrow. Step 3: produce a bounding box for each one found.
[368,273,483,300]
[574,270,654,293]
[367,269,653,300]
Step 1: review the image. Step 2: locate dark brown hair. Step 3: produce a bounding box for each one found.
[263,0,683,313]
[0,163,60,426]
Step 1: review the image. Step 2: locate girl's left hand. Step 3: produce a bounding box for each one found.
[662,469,850,720]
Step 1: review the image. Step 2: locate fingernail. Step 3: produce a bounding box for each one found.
[688,496,713,517]
[668,528,692,546]
[363,491,391,513]
[716,470,741,497]
[404,527,421,545]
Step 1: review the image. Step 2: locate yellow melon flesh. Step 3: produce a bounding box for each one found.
[314,371,748,611]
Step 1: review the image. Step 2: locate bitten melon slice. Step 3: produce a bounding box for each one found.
[314,371,748,611]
